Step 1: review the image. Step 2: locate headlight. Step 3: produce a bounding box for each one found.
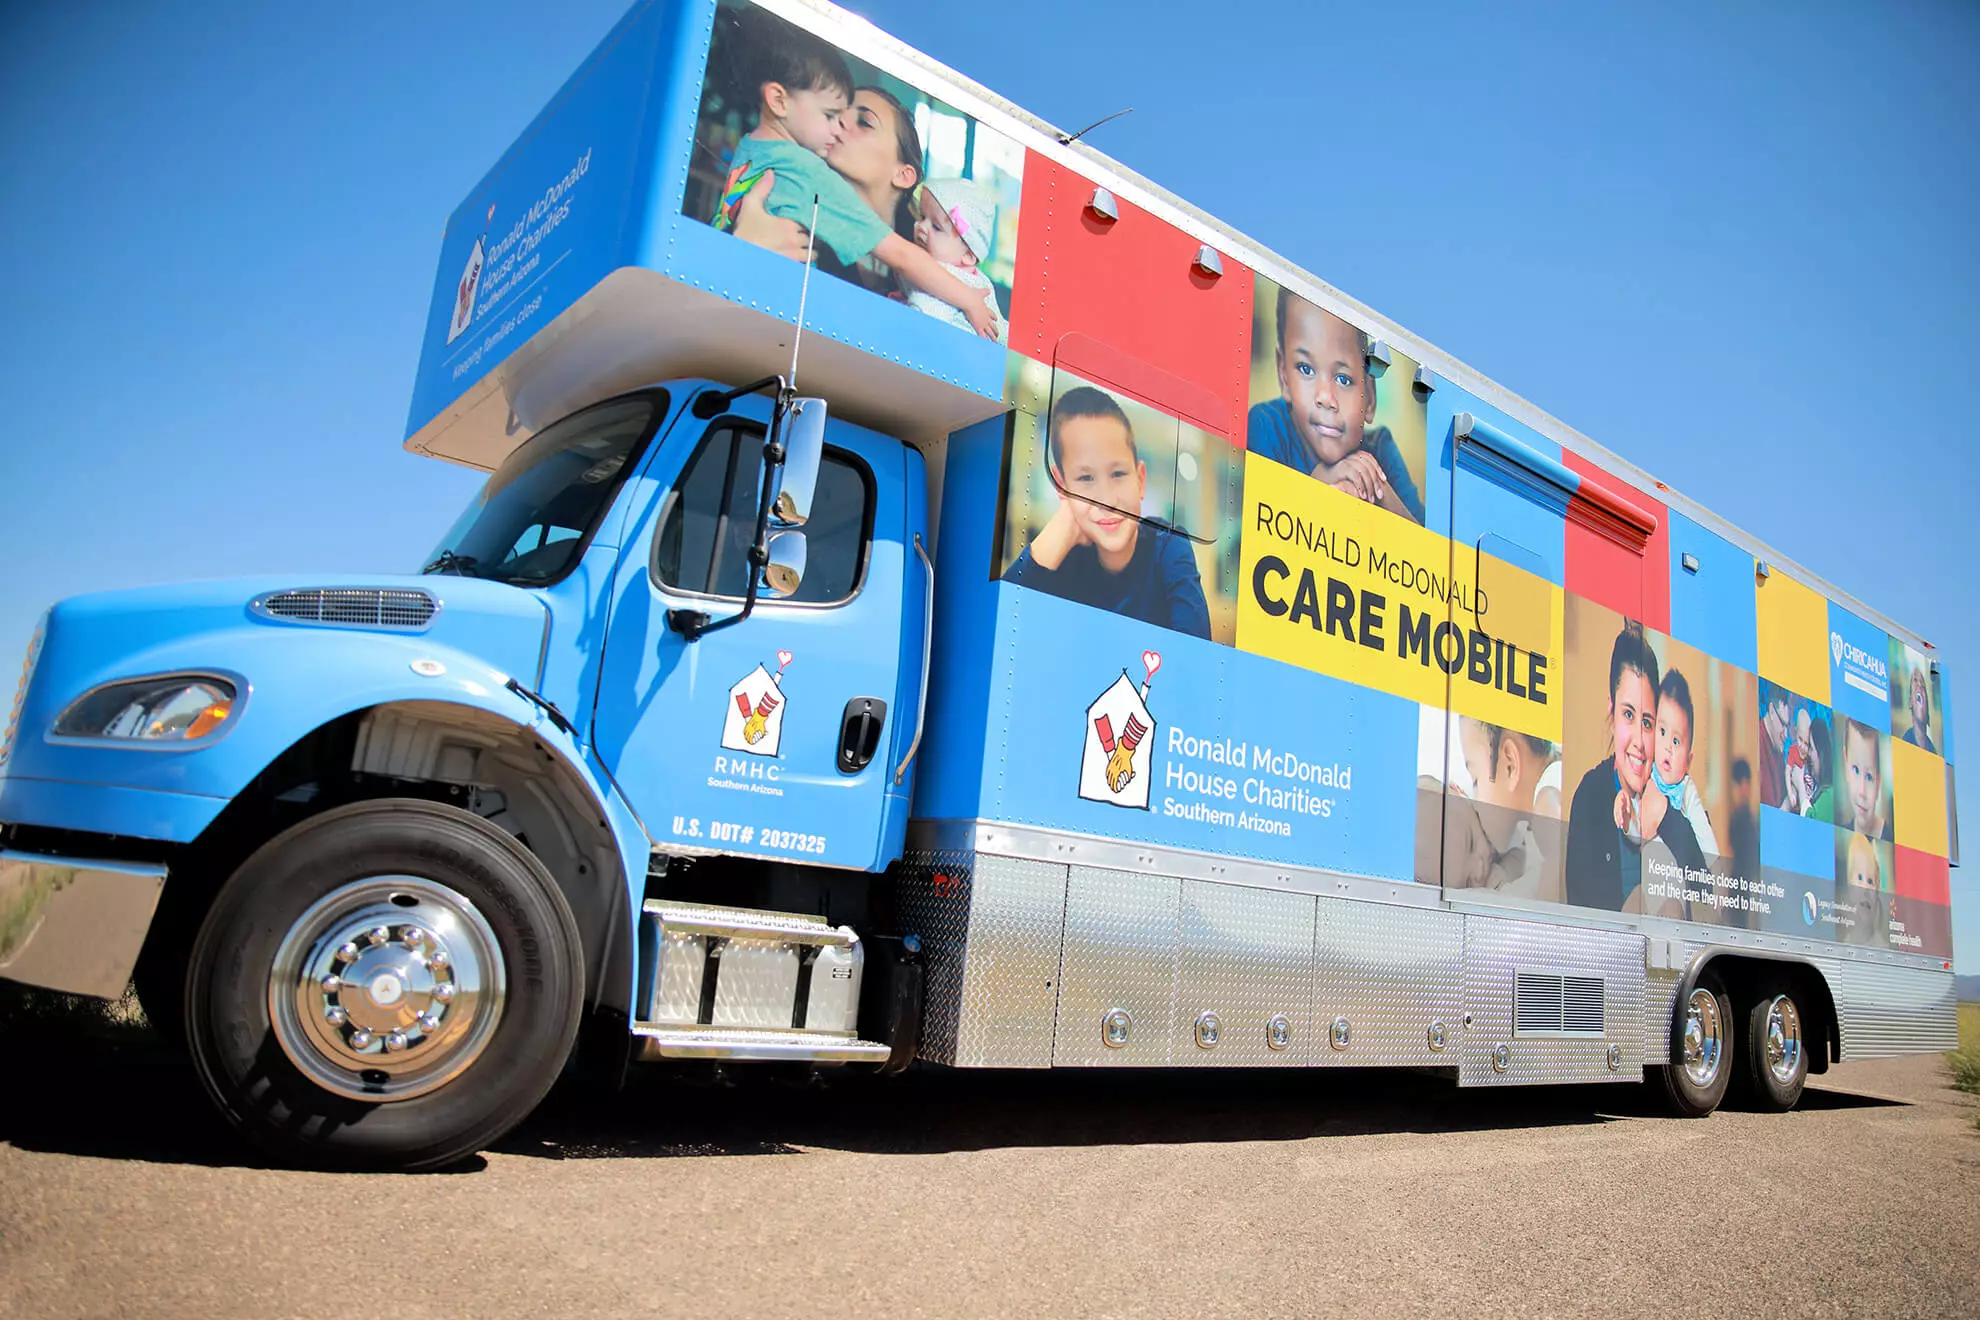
[54,675,238,743]
[0,618,46,767]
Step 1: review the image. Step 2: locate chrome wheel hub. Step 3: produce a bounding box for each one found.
[269,876,505,1102]
[1680,988,1724,1089]
[1763,995,1802,1085]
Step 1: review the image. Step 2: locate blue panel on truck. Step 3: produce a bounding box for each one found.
[648,213,1009,403]
[1827,602,1894,734]
[1666,509,1758,673]
[909,414,1009,823]
[989,585,1418,881]
[1428,385,1567,586]
[406,0,702,437]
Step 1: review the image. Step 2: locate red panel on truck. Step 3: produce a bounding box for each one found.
[1562,450,1670,632]
[1008,152,1253,440]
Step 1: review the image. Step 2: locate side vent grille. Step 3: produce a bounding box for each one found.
[255,588,438,631]
[1515,971,1606,1037]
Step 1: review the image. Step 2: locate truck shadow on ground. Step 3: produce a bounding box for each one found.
[0,989,1911,1170]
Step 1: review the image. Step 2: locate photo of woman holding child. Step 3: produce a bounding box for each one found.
[1559,603,1757,918]
[1246,280,1427,525]
[686,1,1023,343]
[1757,680,1834,822]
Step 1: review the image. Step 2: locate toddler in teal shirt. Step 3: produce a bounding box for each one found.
[715,21,999,339]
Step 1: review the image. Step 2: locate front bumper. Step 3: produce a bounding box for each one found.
[0,850,167,998]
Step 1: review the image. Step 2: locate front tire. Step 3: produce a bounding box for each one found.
[184,799,583,1170]
[1653,972,1733,1117]
[1738,985,1809,1112]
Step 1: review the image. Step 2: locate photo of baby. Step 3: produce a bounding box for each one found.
[686,1,1023,343]
[1413,705,1565,904]
[1833,829,1893,947]
[1888,640,1942,757]
[1247,279,1427,525]
[999,380,1214,640]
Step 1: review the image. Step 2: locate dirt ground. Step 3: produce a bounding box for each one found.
[2,997,1976,1320]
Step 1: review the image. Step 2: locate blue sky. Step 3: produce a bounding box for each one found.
[3,1,1977,968]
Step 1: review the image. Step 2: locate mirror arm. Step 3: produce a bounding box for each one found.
[667,385,794,642]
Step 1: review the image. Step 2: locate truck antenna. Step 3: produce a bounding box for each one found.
[788,193,821,391]
[1057,107,1133,146]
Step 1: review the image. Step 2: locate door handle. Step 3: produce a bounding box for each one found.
[838,697,888,774]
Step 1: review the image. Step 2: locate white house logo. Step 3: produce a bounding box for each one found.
[722,650,794,757]
[1831,631,1888,702]
[1079,651,1160,810]
[447,233,487,345]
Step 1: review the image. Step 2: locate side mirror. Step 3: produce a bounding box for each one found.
[760,530,807,598]
[770,397,827,528]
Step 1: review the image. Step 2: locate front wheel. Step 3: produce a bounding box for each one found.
[1738,986,1809,1112]
[1652,973,1733,1117]
[184,799,584,1170]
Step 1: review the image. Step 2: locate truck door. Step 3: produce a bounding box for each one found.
[590,389,911,872]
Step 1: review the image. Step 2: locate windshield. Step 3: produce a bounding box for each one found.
[427,394,662,586]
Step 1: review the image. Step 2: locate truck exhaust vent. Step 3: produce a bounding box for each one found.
[254,588,438,631]
[1514,972,1606,1037]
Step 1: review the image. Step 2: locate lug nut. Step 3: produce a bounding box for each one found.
[432,982,456,1003]
[319,974,342,995]
[349,1029,375,1050]
[325,1006,348,1027]
[366,926,392,947]
[416,1011,441,1032]
[384,1032,409,1053]
[401,927,424,947]
[335,942,360,964]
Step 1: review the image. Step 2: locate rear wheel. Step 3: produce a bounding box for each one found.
[1738,986,1808,1112]
[1653,973,1733,1117]
[184,799,583,1170]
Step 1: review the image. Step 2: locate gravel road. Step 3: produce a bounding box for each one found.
[2,1005,1975,1320]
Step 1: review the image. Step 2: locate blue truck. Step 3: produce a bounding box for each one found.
[1,0,1958,1169]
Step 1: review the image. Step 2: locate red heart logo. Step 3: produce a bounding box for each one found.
[1142,650,1162,678]
[776,650,793,669]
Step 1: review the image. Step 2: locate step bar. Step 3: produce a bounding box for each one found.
[631,1024,894,1064]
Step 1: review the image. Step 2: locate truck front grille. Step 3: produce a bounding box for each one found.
[253,588,439,631]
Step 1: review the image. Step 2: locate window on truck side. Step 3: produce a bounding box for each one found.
[652,421,872,606]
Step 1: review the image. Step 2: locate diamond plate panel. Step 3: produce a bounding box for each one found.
[646,929,706,1024]
[1643,965,1683,1063]
[1312,896,1463,1067]
[1054,865,1181,1066]
[896,848,973,1065]
[897,850,1068,1067]
[1171,881,1315,1066]
[1460,916,1645,1086]
[709,941,800,1028]
[1831,958,1958,1058]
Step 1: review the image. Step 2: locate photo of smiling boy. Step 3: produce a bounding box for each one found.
[1247,290,1424,524]
[1001,386,1212,639]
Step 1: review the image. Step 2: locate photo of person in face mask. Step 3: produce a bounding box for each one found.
[1564,620,1708,911]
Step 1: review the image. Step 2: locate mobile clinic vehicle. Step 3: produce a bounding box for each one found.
[0,0,1961,1169]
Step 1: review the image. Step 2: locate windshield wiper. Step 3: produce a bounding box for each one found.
[423,550,480,576]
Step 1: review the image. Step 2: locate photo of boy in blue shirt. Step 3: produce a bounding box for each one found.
[1002,386,1212,639]
[1247,291,1424,524]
